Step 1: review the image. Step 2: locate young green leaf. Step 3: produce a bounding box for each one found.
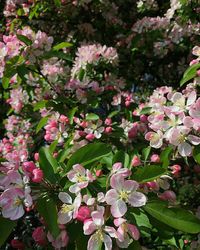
[36,117,49,134]
[36,197,60,238]
[180,63,200,86]
[144,201,200,233]
[66,143,112,170]
[53,42,73,51]
[0,217,16,247]
[17,34,32,46]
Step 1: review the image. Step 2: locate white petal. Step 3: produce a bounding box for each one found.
[178,142,192,157]
[111,200,127,218]
[128,192,147,207]
[58,192,72,204]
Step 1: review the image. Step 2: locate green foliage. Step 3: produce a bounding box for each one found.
[36,197,60,238]
[180,63,200,86]
[66,142,112,170]
[144,200,200,233]
[0,217,16,247]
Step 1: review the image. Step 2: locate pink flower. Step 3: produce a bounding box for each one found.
[31,169,43,183]
[158,190,176,202]
[32,227,47,246]
[0,188,25,220]
[105,174,147,218]
[145,131,163,148]
[47,229,69,250]
[67,164,95,193]
[57,192,81,224]
[83,207,115,250]
[114,218,140,248]
[11,239,25,250]
[131,156,141,167]
[150,154,160,163]
[111,162,131,178]
[76,206,91,222]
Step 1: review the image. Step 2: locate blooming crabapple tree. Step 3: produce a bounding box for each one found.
[0,1,200,250]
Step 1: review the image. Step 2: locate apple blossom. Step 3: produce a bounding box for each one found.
[105,174,147,218]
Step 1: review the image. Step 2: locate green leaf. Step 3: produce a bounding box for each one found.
[113,150,130,168]
[142,146,151,162]
[133,165,167,183]
[160,146,173,168]
[0,217,16,247]
[54,0,61,7]
[144,201,200,233]
[39,147,59,183]
[68,107,78,124]
[49,140,59,153]
[17,34,32,46]
[193,145,200,164]
[86,113,100,121]
[36,197,60,238]
[2,76,10,89]
[127,241,142,250]
[53,42,73,51]
[180,63,200,86]
[140,107,151,115]
[36,117,49,134]
[33,100,48,111]
[42,51,72,61]
[108,110,119,118]
[66,143,112,170]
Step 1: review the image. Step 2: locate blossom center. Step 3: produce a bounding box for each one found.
[14,198,22,206]
[61,204,73,213]
[119,190,129,202]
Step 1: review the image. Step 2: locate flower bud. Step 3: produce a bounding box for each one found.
[158,190,176,202]
[11,239,25,249]
[22,161,36,173]
[32,227,47,246]
[150,154,160,163]
[32,169,43,183]
[34,153,39,161]
[85,133,95,141]
[76,206,91,222]
[140,114,148,123]
[131,155,141,167]
[105,126,112,133]
[105,118,112,126]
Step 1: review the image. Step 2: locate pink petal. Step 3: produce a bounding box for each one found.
[178,142,192,157]
[188,135,200,145]
[128,192,147,207]
[110,174,124,191]
[91,210,104,226]
[83,220,97,235]
[88,234,102,250]
[128,224,140,240]
[103,234,112,250]
[105,189,118,205]
[111,200,127,218]
[187,91,197,106]
[58,211,73,224]
[123,180,139,192]
[114,218,126,227]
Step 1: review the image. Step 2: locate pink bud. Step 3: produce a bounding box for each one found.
[32,169,43,183]
[80,121,88,128]
[158,190,176,202]
[53,152,58,158]
[59,115,69,124]
[150,154,160,163]
[146,181,159,190]
[32,227,47,246]
[34,153,39,161]
[128,123,138,139]
[189,59,199,66]
[105,127,112,133]
[127,224,140,240]
[132,110,138,116]
[22,161,36,173]
[96,169,103,177]
[197,70,200,77]
[85,134,95,141]
[105,118,112,126]
[11,239,25,250]
[171,164,181,176]
[140,114,148,123]
[125,100,130,107]
[131,155,141,167]
[76,206,91,222]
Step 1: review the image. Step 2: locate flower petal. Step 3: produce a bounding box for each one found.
[58,192,72,204]
[178,142,192,156]
[128,192,147,207]
[111,200,127,218]
[105,189,118,205]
